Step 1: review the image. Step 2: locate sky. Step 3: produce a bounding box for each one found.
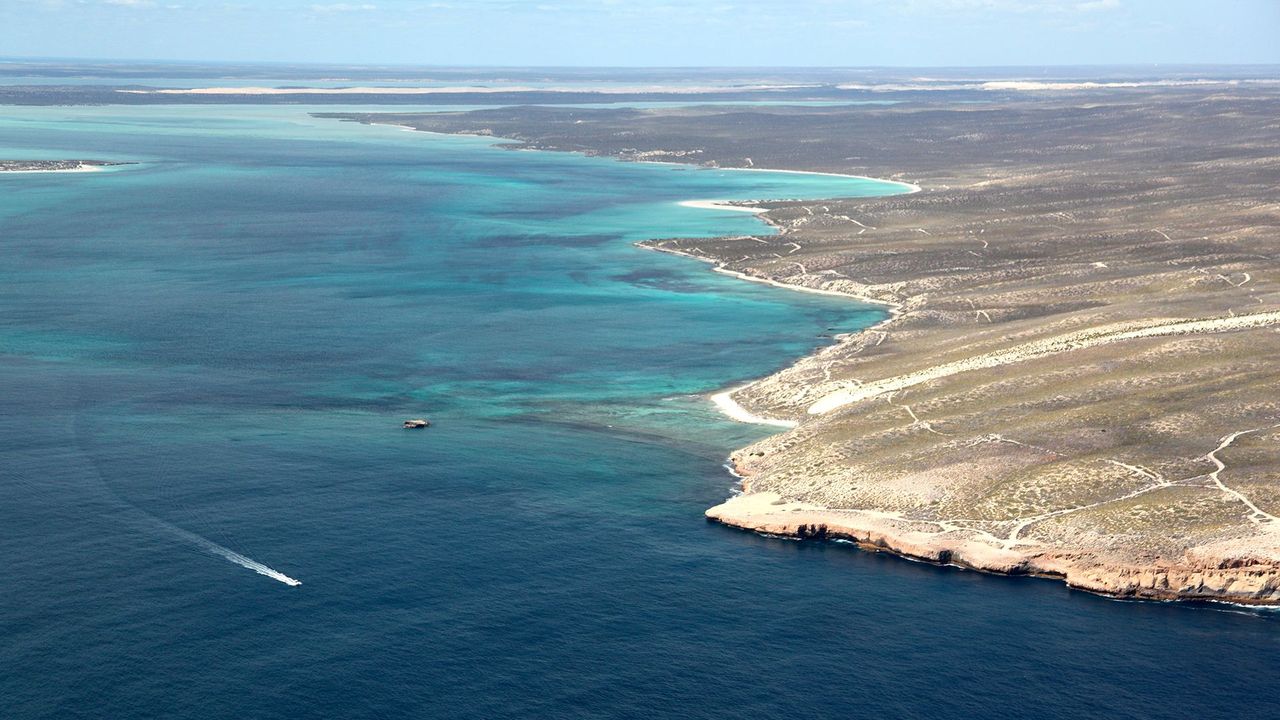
[2,0,1278,67]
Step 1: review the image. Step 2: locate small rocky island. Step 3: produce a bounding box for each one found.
[0,159,133,172]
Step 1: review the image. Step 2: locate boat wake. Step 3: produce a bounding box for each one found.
[73,407,301,587]
[165,522,302,586]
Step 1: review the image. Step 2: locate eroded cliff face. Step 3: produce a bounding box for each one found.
[707,492,1280,605]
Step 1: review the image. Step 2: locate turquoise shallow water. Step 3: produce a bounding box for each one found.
[1,105,1277,720]
[0,106,900,443]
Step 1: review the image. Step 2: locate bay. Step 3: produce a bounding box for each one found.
[1,105,1275,720]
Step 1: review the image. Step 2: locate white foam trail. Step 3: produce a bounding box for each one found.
[166,523,302,586]
[72,409,301,587]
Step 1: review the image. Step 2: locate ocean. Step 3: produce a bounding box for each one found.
[1,105,1276,719]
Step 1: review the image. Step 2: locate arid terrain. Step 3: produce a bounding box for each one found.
[0,159,124,172]
[326,86,1280,604]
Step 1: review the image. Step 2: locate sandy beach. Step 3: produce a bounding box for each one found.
[710,388,798,428]
[677,199,767,213]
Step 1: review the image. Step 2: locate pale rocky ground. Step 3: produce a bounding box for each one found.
[335,87,1280,603]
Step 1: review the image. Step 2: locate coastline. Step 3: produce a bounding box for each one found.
[387,125,500,142]
[8,86,1280,720]
[677,199,767,213]
[1,160,136,175]
[344,114,922,193]
[370,117,914,428]
[705,492,1280,606]
[651,204,1280,605]
[685,241,1280,605]
[635,241,904,424]
[374,117,1002,588]
[343,116,1280,606]
[120,83,817,96]
[708,166,922,194]
[374,114,917,433]
[710,387,797,428]
[0,164,103,174]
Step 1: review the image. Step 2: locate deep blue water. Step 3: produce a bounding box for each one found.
[1,106,1276,720]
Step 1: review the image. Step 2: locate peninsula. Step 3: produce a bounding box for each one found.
[0,159,131,173]
[323,83,1280,604]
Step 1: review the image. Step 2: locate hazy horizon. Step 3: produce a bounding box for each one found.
[6,58,1280,71]
[3,0,1277,68]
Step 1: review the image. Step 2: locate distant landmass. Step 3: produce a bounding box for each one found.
[0,159,132,173]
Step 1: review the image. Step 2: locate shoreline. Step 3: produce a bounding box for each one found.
[647,158,921,194]
[710,387,797,428]
[372,114,916,432]
[709,166,922,194]
[706,492,1280,606]
[365,117,913,431]
[0,164,103,174]
[347,115,922,194]
[338,117,1280,606]
[1,160,137,175]
[635,241,905,425]
[677,199,767,213]
[387,125,500,142]
[641,170,1280,608]
[121,83,818,96]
